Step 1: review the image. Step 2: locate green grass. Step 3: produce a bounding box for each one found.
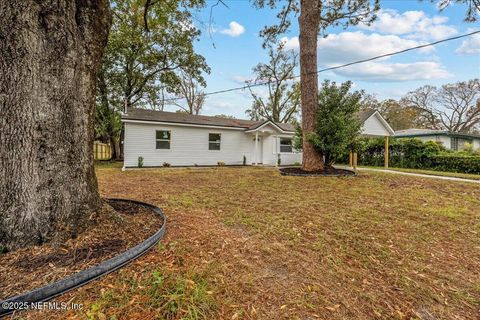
[356,165,480,180]
[70,166,480,320]
[94,160,123,169]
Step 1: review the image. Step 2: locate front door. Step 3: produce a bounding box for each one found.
[252,136,263,164]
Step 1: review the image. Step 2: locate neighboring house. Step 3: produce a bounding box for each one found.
[395,129,480,151]
[121,108,393,168]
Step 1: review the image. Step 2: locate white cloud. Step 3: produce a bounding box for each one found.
[231,75,252,84]
[334,61,451,82]
[456,32,480,54]
[359,9,457,41]
[281,32,433,65]
[279,29,453,82]
[220,21,245,37]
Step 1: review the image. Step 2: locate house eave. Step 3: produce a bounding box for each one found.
[244,120,293,134]
[122,118,248,131]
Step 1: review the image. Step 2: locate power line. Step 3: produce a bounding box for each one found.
[164,30,480,102]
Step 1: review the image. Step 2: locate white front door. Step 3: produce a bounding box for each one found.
[253,135,263,164]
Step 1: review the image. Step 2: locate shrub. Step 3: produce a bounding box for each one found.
[243,155,246,166]
[138,156,144,168]
[428,155,480,173]
[217,161,225,166]
[296,80,362,167]
[348,137,480,174]
[162,162,171,167]
[277,154,281,166]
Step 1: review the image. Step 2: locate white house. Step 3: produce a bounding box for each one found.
[395,129,480,151]
[121,108,393,168]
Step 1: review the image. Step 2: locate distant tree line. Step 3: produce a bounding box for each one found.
[363,79,480,134]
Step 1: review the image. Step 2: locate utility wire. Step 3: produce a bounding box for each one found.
[164,30,480,102]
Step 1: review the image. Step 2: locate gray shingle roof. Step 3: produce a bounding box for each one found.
[356,109,377,123]
[395,128,480,139]
[395,128,447,136]
[122,108,380,133]
[122,108,296,132]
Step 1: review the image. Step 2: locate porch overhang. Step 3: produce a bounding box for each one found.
[244,120,294,134]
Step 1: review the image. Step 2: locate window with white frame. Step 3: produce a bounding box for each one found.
[279,137,293,153]
[209,133,221,150]
[156,130,171,149]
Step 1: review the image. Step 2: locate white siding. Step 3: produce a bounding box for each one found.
[412,135,451,149]
[124,122,253,167]
[473,138,480,150]
[271,135,303,166]
[362,113,391,136]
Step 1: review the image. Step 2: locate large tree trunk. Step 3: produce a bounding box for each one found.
[110,135,122,161]
[0,1,111,250]
[299,0,325,171]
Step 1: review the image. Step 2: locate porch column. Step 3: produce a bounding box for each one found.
[384,136,389,168]
[254,131,259,165]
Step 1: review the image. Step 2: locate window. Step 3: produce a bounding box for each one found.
[451,137,458,151]
[209,133,221,150]
[156,130,171,149]
[280,138,293,153]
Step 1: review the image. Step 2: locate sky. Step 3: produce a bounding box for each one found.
[164,0,480,119]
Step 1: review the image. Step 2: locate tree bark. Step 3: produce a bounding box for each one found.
[299,0,325,171]
[0,1,111,250]
[110,135,122,161]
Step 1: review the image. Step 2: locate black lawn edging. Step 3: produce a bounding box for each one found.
[279,167,357,177]
[0,198,166,318]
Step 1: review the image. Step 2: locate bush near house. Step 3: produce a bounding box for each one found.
[347,137,480,174]
[429,155,480,174]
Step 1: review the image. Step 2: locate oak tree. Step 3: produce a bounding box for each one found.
[246,44,300,123]
[0,1,111,250]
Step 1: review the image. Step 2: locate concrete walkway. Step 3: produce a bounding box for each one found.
[350,167,480,184]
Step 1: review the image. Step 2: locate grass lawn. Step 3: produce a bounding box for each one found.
[32,166,480,319]
[358,165,480,181]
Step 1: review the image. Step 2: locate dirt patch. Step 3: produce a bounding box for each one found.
[0,199,162,300]
[279,166,356,176]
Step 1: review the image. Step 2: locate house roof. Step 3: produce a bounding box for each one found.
[122,108,296,132]
[395,128,480,139]
[357,109,377,123]
[121,108,392,134]
[358,109,395,136]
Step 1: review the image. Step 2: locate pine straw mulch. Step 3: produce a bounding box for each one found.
[0,200,163,301]
[279,166,355,176]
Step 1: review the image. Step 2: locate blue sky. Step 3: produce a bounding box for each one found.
[165,0,480,118]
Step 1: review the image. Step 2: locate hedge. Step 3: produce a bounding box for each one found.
[341,137,480,174]
[428,155,480,174]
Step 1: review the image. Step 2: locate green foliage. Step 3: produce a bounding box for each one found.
[353,138,442,168]
[105,0,209,109]
[253,0,380,46]
[138,156,144,168]
[277,154,281,166]
[349,137,480,174]
[429,155,480,174]
[95,0,209,157]
[303,80,363,166]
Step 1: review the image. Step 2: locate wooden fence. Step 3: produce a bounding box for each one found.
[94,141,112,161]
